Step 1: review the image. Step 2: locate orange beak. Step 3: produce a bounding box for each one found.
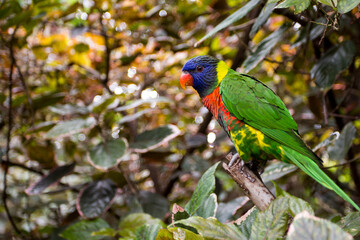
[180,72,193,90]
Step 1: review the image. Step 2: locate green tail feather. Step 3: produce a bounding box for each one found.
[282,145,360,212]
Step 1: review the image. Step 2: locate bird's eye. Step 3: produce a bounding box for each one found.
[196,65,204,72]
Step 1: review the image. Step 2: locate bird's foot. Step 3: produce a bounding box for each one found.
[228,153,244,167]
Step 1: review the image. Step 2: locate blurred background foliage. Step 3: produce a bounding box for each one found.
[1,0,360,239]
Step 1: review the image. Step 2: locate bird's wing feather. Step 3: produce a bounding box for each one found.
[220,71,322,164]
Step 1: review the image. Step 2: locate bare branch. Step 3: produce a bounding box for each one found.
[223,159,275,211]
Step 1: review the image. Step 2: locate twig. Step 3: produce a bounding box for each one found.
[222,155,275,211]
[324,156,360,169]
[2,27,22,236]
[99,13,113,95]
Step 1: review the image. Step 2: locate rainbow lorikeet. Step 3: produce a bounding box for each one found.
[180,55,360,211]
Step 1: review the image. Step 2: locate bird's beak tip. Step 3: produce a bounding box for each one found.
[180,72,193,90]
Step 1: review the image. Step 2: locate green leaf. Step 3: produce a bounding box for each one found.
[25,163,75,195]
[119,109,155,124]
[275,0,310,14]
[311,40,356,88]
[328,122,356,161]
[338,0,360,13]
[216,197,249,223]
[250,197,289,239]
[175,217,246,240]
[250,3,276,37]
[74,43,90,53]
[77,179,117,219]
[195,0,261,46]
[243,23,289,73]
[292,18,326,48]
[340,212,360,236]
[312,131,340,152]
[261,161,297,184]
[185,162,220,216]
[91,96,118,114]
[135,223,162,240]
[118,213,165,238]
[32,92,66,110]
[237,207,259,239]
[49,104,89,115]
[195,193,218,218]
[130,125,180,153]
[137,191,170,219]
[274,183,314,216]
[287,211,352,240]
[114,97,172,111]
[318,0,337,7]
[168,227,204,240]
[60,218,110,240]
[87,138,128,170]
[45,117,96,139]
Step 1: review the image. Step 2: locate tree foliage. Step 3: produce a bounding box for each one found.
[1,0,360,239]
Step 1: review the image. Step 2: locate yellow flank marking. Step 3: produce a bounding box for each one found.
[230,129,245,157]
[247,126,270,148]
[216,61,229,84]
[278,146,284,157]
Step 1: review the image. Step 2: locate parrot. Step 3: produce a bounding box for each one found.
[180,55,360,212]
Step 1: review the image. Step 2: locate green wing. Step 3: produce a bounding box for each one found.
[220,70,322,164]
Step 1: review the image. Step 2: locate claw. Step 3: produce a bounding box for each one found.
[228,153,241,167]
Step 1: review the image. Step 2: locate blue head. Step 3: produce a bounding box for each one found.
[180,55,220,98]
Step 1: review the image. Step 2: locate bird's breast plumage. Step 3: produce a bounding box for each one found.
[202,86,285,162]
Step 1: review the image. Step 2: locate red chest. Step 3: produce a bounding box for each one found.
[202,87,243,132]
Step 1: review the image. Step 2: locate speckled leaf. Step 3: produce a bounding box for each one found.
[175,217,246,240]
[195,0,261,46]
[261,161,297,183]
[25,163,75,195]
[135,223,162,240]
[338,0,360,13]
[185,162,220,216]
[340,212,360,236]
[274,184,314,216]
[237,207,259,239]
[158,227,204,240]
[130,125,180,153]
[243,24,289,73]
[87,138,127,170]
[328,122,356,161]
[276,0,310,14]
[250,3,276,37]
[287,211,352,240]
[77,179,117,219]
[118,213,165,238]
[195,193,218,218]
[45,117,96,139]
[60,218,110,240]
[250,197,289,240]
[311,40,356,88]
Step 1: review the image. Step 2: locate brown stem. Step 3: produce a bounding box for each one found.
[222,160,275,211]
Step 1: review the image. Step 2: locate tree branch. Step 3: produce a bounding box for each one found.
[222,156,275,211]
